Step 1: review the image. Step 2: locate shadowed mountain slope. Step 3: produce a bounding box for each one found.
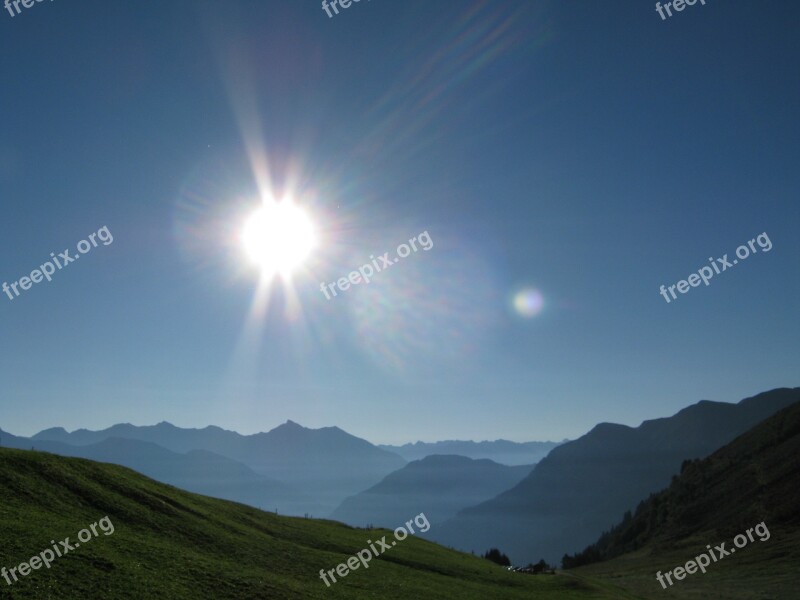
[330,455,533,528]
[565,398,800,566]
[567,399,800,599]
[431,388,800,564]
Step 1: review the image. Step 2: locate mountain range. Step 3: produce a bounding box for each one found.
[0,447,630,599]
[0,429,296,510]
[2,387,797,598]
[6,387,798,569]
[20,420,565,519]
[23,420,407,516]
[428,387,800,564]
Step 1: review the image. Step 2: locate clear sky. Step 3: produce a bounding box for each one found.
[1,0,798,444]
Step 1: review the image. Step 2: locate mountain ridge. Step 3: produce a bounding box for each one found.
[429,387,800,564]
[330,454,533,528]
[564,399,800,568]
[380,439,562,466]
[565,400,800,599]
[27,420,407,517]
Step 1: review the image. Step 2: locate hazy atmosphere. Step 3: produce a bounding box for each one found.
[1,1,798,598]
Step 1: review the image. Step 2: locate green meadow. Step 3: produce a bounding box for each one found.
[0,448,635,600]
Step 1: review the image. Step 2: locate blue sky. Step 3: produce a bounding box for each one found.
[1,0,798,444]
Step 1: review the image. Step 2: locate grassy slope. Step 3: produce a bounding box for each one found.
[0,449,634,600]
[572,401,800,600]
[573,529,800,600]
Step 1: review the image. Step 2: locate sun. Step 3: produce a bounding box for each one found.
[241,201,317,277]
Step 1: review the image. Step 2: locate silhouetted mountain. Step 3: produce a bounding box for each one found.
[330,455,532,528]
[0,431,291,510]
[430,388,800,564]
[31,420,406,516]
[563,399,800,568]
[379,439,563,466]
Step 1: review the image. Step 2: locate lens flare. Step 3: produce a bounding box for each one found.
[513,288,544,318]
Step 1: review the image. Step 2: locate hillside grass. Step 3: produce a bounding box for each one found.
[574,527,800,600]
[0,448,633,599]
[569,400,800,599]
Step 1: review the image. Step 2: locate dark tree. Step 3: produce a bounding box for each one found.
[482,548,511,566]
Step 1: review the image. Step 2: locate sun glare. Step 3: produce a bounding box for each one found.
[241,201,317,277]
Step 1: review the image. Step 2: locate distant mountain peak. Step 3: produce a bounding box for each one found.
[37,427,68,435]
[266,420,310,435]
[31,427,71,441]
